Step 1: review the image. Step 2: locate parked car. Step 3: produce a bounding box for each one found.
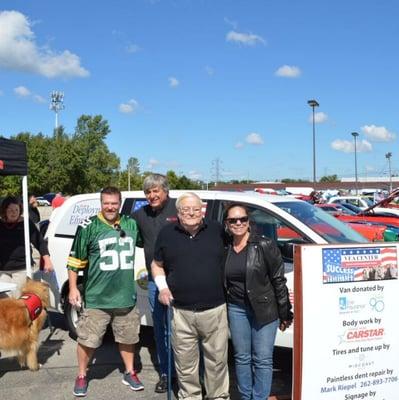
[315,204,386,241]
[328,195,374,209]
[43,190,368,347]
[329,195,399,217]
[42,192,56,204]
[36,196,51,206]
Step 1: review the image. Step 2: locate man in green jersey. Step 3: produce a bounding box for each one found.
[67,186,144,397]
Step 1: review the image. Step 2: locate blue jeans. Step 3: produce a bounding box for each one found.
[228,303,278,400]
[148,280,175,377]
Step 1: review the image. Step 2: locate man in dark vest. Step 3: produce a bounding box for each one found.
[132,174,177,393]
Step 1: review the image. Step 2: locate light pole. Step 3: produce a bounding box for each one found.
[386,152,392,193]
[351,132,359,195]
[50,91,65,130]
[307,99,319,186]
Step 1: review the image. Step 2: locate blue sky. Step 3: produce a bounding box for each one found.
[0,0,398,182]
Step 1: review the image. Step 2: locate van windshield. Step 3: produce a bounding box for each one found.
[277,201,369,244]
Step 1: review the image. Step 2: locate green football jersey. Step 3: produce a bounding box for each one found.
[67,214,141,309]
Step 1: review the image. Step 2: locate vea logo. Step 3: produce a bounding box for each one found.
[338,296,366,314]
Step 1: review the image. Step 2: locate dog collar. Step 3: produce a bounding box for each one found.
[20,293,43,321]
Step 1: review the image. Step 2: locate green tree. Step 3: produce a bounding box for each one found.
[319,174,339,183]
[127,157,140,176]
[72,115,120,193]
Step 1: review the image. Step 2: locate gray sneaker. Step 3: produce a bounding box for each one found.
[122,371,144,391]
[73,375,88,397]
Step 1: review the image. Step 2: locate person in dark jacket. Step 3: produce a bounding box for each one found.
[131,174,177,393]
[0,196,53,298]
[224,203,293,400]
[28,194,41,224]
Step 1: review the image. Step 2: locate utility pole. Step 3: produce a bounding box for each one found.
[307,99,319,186]
[386,152,393,193]
[351,132,359,195]
[211,158,222,187]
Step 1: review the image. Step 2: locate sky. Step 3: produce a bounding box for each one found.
[0,0,398,183]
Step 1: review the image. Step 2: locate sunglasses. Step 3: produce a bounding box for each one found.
[114,223,126,238]
[226,216,249,224]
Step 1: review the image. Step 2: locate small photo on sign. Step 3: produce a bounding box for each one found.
[322,247,398,284]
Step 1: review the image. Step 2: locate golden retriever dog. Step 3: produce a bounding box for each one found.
[0,279,50,371]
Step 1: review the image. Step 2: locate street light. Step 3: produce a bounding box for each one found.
[351,132,359,195]
[307,99,319,186]
[385,152,392,193]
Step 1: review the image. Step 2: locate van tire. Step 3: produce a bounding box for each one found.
[64,284,84,339]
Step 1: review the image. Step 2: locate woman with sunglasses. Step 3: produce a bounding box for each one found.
[224,203,293,400]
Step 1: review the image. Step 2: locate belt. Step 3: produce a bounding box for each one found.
[173,302,224,312]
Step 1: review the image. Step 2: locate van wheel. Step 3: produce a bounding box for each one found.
[64,284,84,339]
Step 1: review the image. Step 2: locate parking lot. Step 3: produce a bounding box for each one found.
[0,311,292,400]
[0,206,292,399]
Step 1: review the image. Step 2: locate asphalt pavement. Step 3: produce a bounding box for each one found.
[0,311,292,400]
[0,206,292,399]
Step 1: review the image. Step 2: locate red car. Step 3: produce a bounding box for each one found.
[315,204,386,241]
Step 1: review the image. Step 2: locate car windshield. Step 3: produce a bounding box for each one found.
[277,201,369,243]
[340,203,362,214]
[362,197,374,207]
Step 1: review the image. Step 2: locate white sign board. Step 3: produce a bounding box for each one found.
[293,243,399,400]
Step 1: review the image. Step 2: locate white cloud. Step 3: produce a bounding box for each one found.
[14,85,47,104]
[205,65,214,76]
[365,165,376,172]
[314,112,328,124]
[168,76,179,88]
[235,142,244,149]
[33,94,46,103]
[126,43,140,53]
[275,65,301,78]
[0,10,89,78]
[331,139,372,153]
[246,132,264,145]
[361,124,396,142]
[148,158,159,169]
[226,30,266,46]
[119,99,138,114]
[308,111,328,124]
[14,85,30,96]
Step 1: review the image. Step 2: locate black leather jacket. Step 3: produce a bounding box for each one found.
[225,233,293,326]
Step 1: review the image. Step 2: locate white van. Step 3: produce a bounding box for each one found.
[44,190,368,348]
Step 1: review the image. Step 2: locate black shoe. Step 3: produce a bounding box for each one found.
[155,374,168,393]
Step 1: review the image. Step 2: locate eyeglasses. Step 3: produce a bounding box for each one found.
[114,223,126,238]
[226,216,249,224]
[178,207,202,215]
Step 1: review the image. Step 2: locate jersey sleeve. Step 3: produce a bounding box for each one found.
[67,224,89,272]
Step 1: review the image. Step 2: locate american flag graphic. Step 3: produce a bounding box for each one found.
[322,247,398,284]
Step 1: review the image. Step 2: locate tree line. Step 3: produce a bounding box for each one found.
[0,114,202,196]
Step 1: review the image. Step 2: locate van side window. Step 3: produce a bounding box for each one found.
[218,201,310,262]
[121,198,148,215]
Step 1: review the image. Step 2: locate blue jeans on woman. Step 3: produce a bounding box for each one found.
[228,302,279,400]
